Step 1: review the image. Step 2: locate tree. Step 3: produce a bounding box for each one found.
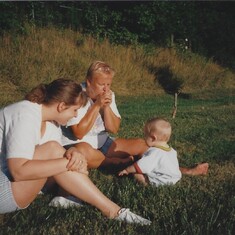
[155,65,184,118]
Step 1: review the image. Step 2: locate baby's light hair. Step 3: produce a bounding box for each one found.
[144,117,172,142]
[86,61,115,80]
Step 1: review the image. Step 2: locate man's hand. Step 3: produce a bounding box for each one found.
[96,90,112,108]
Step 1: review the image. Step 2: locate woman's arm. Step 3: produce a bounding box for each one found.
[8,147,87,181]
[8,158,69,181]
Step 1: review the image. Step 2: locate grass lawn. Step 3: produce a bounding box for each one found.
[0,91,235,235]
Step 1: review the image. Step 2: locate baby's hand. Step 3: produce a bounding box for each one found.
[118,169,128,176]
[64,147,88,174]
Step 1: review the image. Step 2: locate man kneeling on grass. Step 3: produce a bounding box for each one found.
[119,117,182,186]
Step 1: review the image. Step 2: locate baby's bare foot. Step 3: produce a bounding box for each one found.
[192,162,209,175]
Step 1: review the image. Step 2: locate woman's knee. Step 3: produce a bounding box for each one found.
[35,141,65,160]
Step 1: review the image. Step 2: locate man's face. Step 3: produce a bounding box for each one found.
[87,73,113,100]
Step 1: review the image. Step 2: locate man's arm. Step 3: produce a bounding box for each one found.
[103,106,121,134]
[71,102,101,139]
[102,91,121,133]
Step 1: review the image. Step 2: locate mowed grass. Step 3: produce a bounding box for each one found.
[0,26,234,234]
[1,92,234,235]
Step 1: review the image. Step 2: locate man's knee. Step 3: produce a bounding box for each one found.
[74,143,105,168]
[75,142,93,154]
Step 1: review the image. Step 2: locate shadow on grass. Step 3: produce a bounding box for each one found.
[178,92,192,99]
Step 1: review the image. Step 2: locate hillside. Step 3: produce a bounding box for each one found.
[0,27,235,105]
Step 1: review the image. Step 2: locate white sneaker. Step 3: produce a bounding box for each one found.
[115,208,151,225]
[49,196,83,209]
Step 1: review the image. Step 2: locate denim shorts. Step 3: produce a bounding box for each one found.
[99,136,114,155]
[0,170,21,214]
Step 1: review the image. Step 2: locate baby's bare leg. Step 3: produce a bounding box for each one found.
[180,163,209,176]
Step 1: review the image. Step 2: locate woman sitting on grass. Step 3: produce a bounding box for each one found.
[0,78,151,225]
[119,117,182,186]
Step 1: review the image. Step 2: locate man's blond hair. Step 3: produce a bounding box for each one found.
[86,61,115,80]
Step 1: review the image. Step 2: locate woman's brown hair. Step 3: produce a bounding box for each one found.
[25,78,87,106]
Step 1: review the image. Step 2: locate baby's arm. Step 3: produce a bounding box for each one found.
[118,164,137,176]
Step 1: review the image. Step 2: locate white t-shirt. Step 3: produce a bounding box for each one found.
[0,100,42,175]
[62,83,121,149]
[136,146,182,186]
[39,121,62,145]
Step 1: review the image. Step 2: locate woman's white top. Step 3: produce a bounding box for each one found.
[39,122,62,145]
[0,100,42,175]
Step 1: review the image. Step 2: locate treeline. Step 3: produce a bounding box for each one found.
[0,1,235,69]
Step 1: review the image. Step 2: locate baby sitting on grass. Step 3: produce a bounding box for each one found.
[119,117,182,186]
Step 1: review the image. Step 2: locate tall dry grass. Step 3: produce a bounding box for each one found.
[0,26,234,104]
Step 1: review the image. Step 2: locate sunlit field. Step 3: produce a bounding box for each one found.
[0,27,235,234]
[1,93,235,235]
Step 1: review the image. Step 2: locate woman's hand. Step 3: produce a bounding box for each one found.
[64,147,88,175]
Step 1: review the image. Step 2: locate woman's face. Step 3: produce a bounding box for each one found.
[56,100,82,126]
[87,73,113,100]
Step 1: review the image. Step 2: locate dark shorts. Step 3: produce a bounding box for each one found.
[98,136,114,155]
[64,136,115,155]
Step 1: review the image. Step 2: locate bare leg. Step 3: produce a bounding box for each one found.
[180,163,209,176]
[107,138,148,159]
[11,141,64,208]
[75,142,135,172]
[99,156,135,174]
[105,138,209,176]
[11,141,121,218]
[54,171,120,218]
[74,142,105,169]
[99,138,148,173]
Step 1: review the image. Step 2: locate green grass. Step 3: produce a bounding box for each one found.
[1,92,235,235]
